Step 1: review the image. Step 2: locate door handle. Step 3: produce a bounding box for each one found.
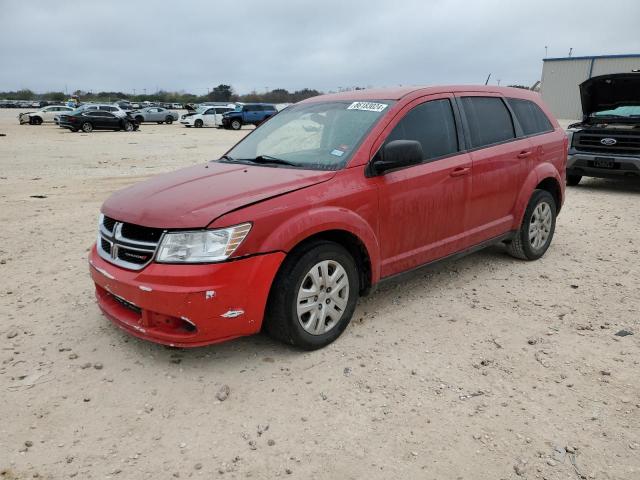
[517,150,532,159]
[450,166,471,177]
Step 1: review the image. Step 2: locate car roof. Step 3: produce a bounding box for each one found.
[300,85,542,103]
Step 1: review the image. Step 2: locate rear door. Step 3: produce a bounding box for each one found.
[456,94,530,245]
[374,94,472,277]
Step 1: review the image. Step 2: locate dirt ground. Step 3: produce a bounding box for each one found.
[1,109,639,480]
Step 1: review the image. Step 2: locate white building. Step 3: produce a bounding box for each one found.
[540,54,640,120]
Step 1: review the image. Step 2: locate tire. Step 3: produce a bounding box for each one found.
[81,122,93,133]
[123,121,134,132]
[230,119,242,130]
[31,116,43,125]
[506,189,556,261]
[165,116,173,124]
[567,174,582,186]
[264,240,359,350]
[135,116,144,124]
[70,128,78,132]
[194,119,203,128]
[157,121,163,124]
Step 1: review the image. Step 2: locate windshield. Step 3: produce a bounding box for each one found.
[592,105,640,118]
[224,100,392,170]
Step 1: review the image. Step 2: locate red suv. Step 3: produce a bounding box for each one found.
[90,86,567,350]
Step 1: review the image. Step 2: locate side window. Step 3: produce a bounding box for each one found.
[508,98,553,136]
[205,108,216,115]
[386,99,459,161]
[460,97,515,148]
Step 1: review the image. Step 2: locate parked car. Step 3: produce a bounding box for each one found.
[180,105,234,128]
[89,85,566,350]
[130,107,179,124]
[59,110,139,132]
[55,104,128,126]
[566,73,640,185]
[19,105,74,125]
[221,103,277,130]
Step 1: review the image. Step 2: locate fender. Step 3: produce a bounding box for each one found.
[512,163,563,229]
[255,207,382,284]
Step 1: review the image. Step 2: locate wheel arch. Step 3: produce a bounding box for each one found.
[286,229,374,296]
[513,164,564,227]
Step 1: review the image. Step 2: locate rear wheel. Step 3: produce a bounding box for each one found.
[81,122,93,133]
[194,119,203,128]
[230,119,242,130]
[506,189,556,261]
[264,240,359,350]
[567,174,582,186]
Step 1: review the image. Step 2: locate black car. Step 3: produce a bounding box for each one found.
[58,110,139,133]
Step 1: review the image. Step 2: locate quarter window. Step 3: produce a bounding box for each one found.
[386,99,459,161]
[460,97,515,148]
[508,98,553,136]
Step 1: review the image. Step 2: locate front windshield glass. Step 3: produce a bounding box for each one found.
[196,106,208,114]
[224,100,393,170]
[592,105,640,118]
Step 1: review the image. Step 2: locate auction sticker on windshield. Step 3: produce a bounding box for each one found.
[347,102,388,112]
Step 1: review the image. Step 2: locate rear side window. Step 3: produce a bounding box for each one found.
[508,98,553,136]
[386,99,459,161]
[460,97,515,148]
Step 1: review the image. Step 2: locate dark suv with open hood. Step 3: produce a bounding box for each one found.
[566,73,640,185]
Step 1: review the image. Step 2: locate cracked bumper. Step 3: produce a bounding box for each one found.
[88,245,285,347]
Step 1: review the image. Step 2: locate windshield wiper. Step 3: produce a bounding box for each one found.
[244,155,297,167]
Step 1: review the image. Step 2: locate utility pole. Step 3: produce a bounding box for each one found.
[484,73,491,85]
[544,45,548,58]
[568,47,573,57]
[497,79,501,86]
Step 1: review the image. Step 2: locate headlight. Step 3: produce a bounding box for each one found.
[156,223,252,263]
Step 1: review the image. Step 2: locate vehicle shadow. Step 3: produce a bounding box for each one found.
[573,176,640,194]
[107,243,511,365]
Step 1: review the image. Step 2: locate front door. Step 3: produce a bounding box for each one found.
[373,95,472,278]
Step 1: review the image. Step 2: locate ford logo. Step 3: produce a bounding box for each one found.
[600,138,617,146]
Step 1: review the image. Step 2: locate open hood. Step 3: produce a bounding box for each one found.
[101,161,335,228]
[580,73,640,118]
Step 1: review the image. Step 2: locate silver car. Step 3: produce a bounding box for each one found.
[130,107,179,124]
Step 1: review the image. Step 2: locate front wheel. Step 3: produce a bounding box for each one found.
[567,174,582,186]
[264,240,359,350]
[165,116,173,124]
[123,121,134,132]
[230,119,242,130]
[194,119,203,128]
[135,116,144,124]
[506,189,556,260]
[81,122,93,133]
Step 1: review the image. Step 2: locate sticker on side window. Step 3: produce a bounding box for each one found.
[347,102,388,113]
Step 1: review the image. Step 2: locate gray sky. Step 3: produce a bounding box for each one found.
[2,0,640,95]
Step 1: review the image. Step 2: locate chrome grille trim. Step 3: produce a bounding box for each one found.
[97,214,164,271]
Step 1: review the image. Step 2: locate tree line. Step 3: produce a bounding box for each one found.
[0,85,322,104]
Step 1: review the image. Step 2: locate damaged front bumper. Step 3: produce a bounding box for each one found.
[88,245,284,347]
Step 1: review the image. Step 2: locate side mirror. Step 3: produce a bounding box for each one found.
[369,140,424,175]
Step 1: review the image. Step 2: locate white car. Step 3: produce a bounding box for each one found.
[180,104,235,128]
[19,105,75,125]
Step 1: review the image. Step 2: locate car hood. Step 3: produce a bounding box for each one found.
[101,161,335,228]
[580,73,640,118]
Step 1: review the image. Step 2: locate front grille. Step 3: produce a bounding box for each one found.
[573,130,640,155]
[97,215,164,271]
